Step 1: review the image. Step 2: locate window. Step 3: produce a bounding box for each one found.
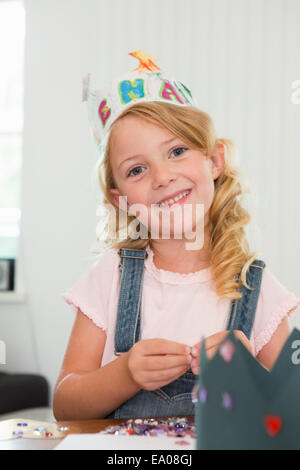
[0,1,25,260]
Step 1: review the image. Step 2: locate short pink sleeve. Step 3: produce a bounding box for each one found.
[253,266,300,355]
[61,248,119,333]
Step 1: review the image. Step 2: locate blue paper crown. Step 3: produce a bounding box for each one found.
[196,327,300,450]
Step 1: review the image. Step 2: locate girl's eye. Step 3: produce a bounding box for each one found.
[170,146,188,158]
[126,147,188,178]
[127,166,145,178]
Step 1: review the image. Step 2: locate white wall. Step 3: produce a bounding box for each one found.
[0,0,299,402]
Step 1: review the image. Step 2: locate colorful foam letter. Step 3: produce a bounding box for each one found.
[119,79,145,105]
[98,99,111,127]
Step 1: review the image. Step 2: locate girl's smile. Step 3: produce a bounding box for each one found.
[154,187,193,208]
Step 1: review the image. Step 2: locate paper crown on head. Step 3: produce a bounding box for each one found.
[82,50,199,156]
[196,328,300,450]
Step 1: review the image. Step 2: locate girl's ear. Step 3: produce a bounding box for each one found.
[109,188,128,211]
[210,141,225,180]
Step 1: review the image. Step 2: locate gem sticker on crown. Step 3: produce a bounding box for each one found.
[192,384,208,405]
[221,392,233,410]
[263,415,283,437]
[219,339,235,362]
[199,387,208,404]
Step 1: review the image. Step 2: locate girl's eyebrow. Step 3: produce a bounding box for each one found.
[118,136,180,169]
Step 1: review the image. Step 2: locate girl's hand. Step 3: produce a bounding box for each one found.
[126,338,192,391]
[190,330,253,375]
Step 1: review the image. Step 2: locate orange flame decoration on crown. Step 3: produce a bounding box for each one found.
[129,50,161,73]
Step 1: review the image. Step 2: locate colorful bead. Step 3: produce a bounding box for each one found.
[101,416,195,439]
[153,428,165,435]
[17,422,28,427]
[58,426,69,432]
[12,430,23,436]
[34,427,47,435]
[126,429,135,435]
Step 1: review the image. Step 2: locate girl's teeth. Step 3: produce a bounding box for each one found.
[158,190,190,207]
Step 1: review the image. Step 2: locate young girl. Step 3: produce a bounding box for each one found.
[53,51,300,421]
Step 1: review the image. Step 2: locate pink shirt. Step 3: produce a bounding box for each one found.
[62,244,300,366]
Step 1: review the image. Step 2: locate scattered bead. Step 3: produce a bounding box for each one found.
[58,426,69,432]
[153,428,165,435]
[126,429,135,435]
[35,426,46,432]
[101,416,195,439]
[34,427,47,436]
[10,422,67,440]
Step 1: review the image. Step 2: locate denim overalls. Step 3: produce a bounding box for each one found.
[105,248,266,419]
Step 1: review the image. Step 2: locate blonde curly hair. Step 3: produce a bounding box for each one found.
[94,101,260,301]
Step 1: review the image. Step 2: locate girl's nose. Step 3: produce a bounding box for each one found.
[151,162,176,188]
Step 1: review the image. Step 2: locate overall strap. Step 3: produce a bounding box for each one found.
[114,248,148,356]
[226,259,266,339]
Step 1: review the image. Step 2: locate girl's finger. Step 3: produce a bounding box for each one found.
[191,357,198,369]
[191,343,200,357]
[206,345,220,359]
[143,353,192,371]
[191,335,230,357]
[140,338,191,357]
[143,364,191,389]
